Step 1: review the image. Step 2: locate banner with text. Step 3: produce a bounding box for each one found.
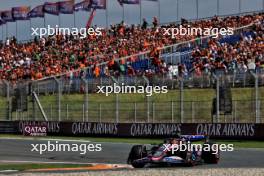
[12,121,264,140]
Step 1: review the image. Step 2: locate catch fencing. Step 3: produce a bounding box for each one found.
[0,71,263,123]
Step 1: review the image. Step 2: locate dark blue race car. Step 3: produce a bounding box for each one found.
[127,135,220,168]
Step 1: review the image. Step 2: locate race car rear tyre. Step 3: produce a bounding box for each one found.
[131,161,146,168]
[127,145,147,168]
[202,142,220,164]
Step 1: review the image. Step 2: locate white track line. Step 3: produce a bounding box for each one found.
[0,170,19,173]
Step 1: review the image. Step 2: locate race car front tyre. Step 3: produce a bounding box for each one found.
[202,142,220,164]
[127,145,147,168]
[131,161,146,168]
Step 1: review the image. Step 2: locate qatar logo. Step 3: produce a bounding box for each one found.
[23,125,47,136]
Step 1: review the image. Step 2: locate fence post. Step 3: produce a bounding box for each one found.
[82,104,85,122]
[232,72,235,87]
[82,78,89,122]
[171,101,174,123]
[115,92,119,123]
[180,80,184,123]
[152,102,155,123]
[256,76,260,123]
[66,104,69,121]
[6,81,10,120]
[3,80,11,120]
[50,104,53,121]
[143,76,150,123]
[16,110,18,121]
[31,82,36,120]
[251,72,260,123]
[191,101,195,123]
[233,101,237,123]
[212,74,220,123]
[170,46,173,64]
[258,100,261,123]
[99,103,102,122]
[216,76,220,123]
[54,78,61,121]
[134,102,137,123]
[111,77,119,123]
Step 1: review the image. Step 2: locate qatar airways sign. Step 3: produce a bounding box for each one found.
[196,124,255,137]
[12,121,264,139]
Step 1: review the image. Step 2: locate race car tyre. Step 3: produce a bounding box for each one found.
[127,145,147,168]
[202,142,220,164]
[185,151,197,167]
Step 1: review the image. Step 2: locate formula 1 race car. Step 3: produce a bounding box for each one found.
[127,134,220,168]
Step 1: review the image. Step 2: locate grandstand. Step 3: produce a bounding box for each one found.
[0,2,263,124]
[0,12,263,82]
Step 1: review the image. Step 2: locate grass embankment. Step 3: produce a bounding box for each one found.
[0,87,264,122]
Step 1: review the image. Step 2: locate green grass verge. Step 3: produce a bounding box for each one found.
[1,87,264,123]
[0,163,91,171]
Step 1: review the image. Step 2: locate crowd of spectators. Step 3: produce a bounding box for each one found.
[0,12,263,83]
[190,19,263,77]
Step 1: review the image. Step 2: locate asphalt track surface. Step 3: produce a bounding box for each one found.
[0,138,264,168]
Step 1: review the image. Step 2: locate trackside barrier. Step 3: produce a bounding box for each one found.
[1,121,264,140]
